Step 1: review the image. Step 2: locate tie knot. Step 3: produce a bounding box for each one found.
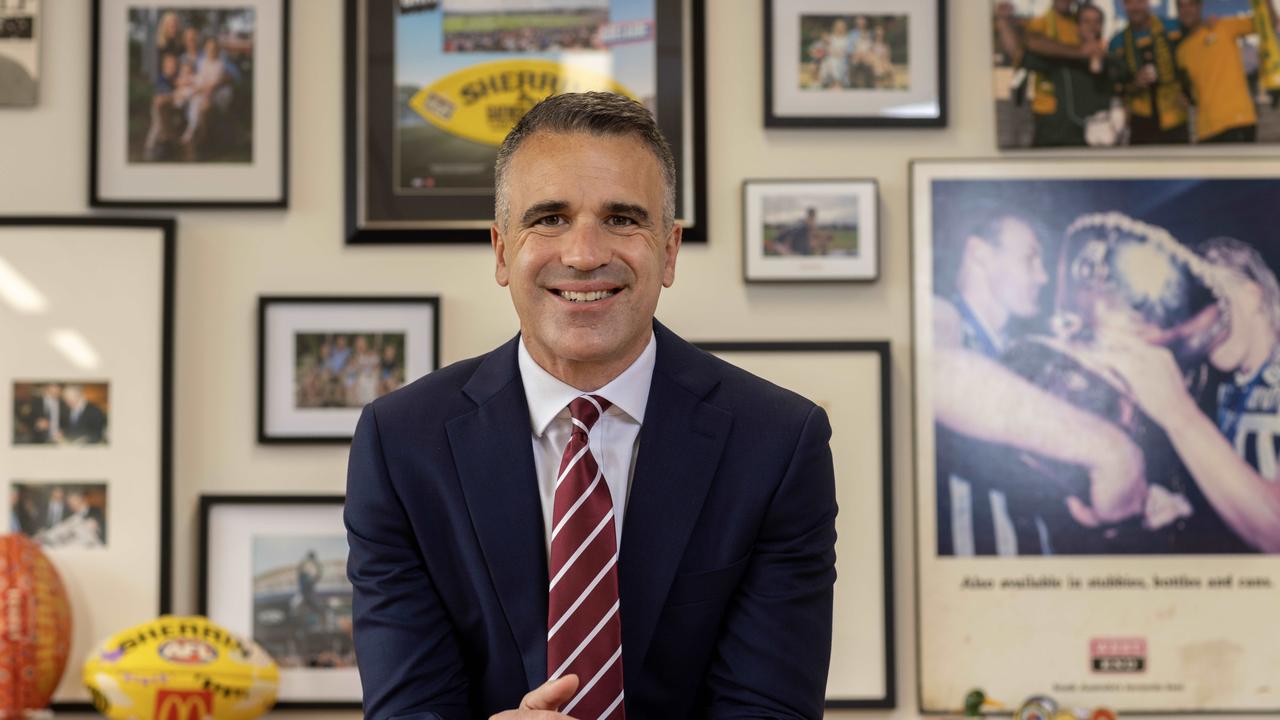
[568,395,611,431]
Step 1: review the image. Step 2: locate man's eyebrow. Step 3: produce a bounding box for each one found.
[603,202,651,224]
[519,200,569,226]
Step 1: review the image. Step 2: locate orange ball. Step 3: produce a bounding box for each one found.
[0,533,72,714]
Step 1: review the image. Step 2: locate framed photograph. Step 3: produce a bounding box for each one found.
[258,296,440,443]
[0,0,39,107]
[90,0,289,207]
[912,159,1280,714]
[694,341,894,708]
[199,495,357,709]
[742,178,879,282]
[345,0,707,244]
[0,217,174,710]
[993,0,1280,149]
[764,0,946,127]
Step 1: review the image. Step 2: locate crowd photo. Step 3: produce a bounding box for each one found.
[441,0,609,53]
[994,0,1280,147]
[929,177,1280,557]
[293,333,407,409]
[800,13,910,91]
[127,7,255,162]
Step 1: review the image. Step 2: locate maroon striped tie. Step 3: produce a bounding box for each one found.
[547,395,625,720]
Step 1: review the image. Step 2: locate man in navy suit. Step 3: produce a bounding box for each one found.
[346,92,837,720]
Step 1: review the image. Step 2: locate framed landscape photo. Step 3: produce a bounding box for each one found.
[742,178,878,282]
[764,0,946,127]
[345,0,707,244]
[912,159,1280,714]
[992,0,1280,149]
[0,0,39,107]
[199,495,358,709]
[258,296,440,443]
[694,341,894,708]
[0,217,174,709]
[90,0,289,207]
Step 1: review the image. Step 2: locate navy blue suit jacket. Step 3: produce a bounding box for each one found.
[345,321,837,719]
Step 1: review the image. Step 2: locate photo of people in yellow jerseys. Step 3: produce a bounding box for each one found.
[993,0,1280,148]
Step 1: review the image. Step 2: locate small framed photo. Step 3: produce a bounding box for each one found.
[0,0,39,107]
[12,380,110,446]
[764,0,946,127]
[258,296,440,443]
[90,0,289,207]
[743,179,879,282]
[199,495,358,709]
[10,481,109,549]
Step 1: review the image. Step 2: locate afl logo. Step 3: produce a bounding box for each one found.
[158,639,218,665]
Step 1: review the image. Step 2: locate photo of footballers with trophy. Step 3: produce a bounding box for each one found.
[913,161,1280,715]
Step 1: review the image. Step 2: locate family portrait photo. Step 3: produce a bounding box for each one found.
[293,332,407,410]
[921,170,1280,556]
[251,534,354,670]
[800,13,909,91]
[127,6,256,162]
[993,0,1280,148]
[10,482,109,549]
[12,381,110,446]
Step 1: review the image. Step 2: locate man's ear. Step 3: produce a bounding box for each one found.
[662,223,682,288]
[492,224,510,287]
[965,234,992,267]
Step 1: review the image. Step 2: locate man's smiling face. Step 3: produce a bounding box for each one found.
[492,130,681,384]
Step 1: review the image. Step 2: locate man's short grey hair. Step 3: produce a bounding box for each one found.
[494,91,677,231]
[1200,236,1280,335]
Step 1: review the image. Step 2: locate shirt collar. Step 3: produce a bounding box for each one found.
[517,332,657,437]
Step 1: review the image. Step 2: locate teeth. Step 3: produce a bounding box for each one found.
[560,290,616,303]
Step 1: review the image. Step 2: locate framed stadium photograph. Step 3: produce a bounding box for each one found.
[258,296,440,443]
[742,178,879,282]
[198,494,357,709]
[344,0,708,244]
[0,0,39,107]
[764,0,946,127]
[912,158,1280,714]
[0,217,175,710]
[694,341,894,708]
[90,0,289,207]
[993,0,1280,149]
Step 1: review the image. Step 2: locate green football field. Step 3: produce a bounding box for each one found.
[443,12,598,34]
[764,226,859,255]
[398,122,497,189]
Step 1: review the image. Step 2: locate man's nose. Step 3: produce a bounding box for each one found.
[560,221,611,271]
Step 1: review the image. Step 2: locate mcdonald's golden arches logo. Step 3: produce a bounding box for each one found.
[155,689,214,720]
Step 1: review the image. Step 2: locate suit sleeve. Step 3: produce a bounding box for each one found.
[705,404,838,719]
[346,405,469,720]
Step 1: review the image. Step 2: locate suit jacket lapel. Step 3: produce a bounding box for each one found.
[447,336,548,690]
[619,322,732,687]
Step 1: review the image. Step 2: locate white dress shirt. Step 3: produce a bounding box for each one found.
[517,333,656,552]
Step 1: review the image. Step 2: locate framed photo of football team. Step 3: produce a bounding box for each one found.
[742,178,879,283]
[199,494,358,709]
[90,0,289,207]
[344,0,707,244]
[694,341,894,708]
[257,296,440,443]
[0,217,175,710]
[764,0,946,127]
[912,158,1280,715]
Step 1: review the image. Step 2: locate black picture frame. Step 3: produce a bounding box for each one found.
[763,0,947,128]
[198,494,357,710]
[257,295,441,444]
[343,0,707,244]
[89,0,290,208]
[741,177,881,283]
[0,217,175,713]
[694,340,895,709]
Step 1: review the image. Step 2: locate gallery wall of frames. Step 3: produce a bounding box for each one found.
[2,1,1278,718]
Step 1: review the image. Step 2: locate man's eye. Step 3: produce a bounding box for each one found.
[535,216,565,227]
[606,216,636,227]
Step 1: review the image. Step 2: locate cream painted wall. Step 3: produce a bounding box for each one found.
[2,2,1270,718]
